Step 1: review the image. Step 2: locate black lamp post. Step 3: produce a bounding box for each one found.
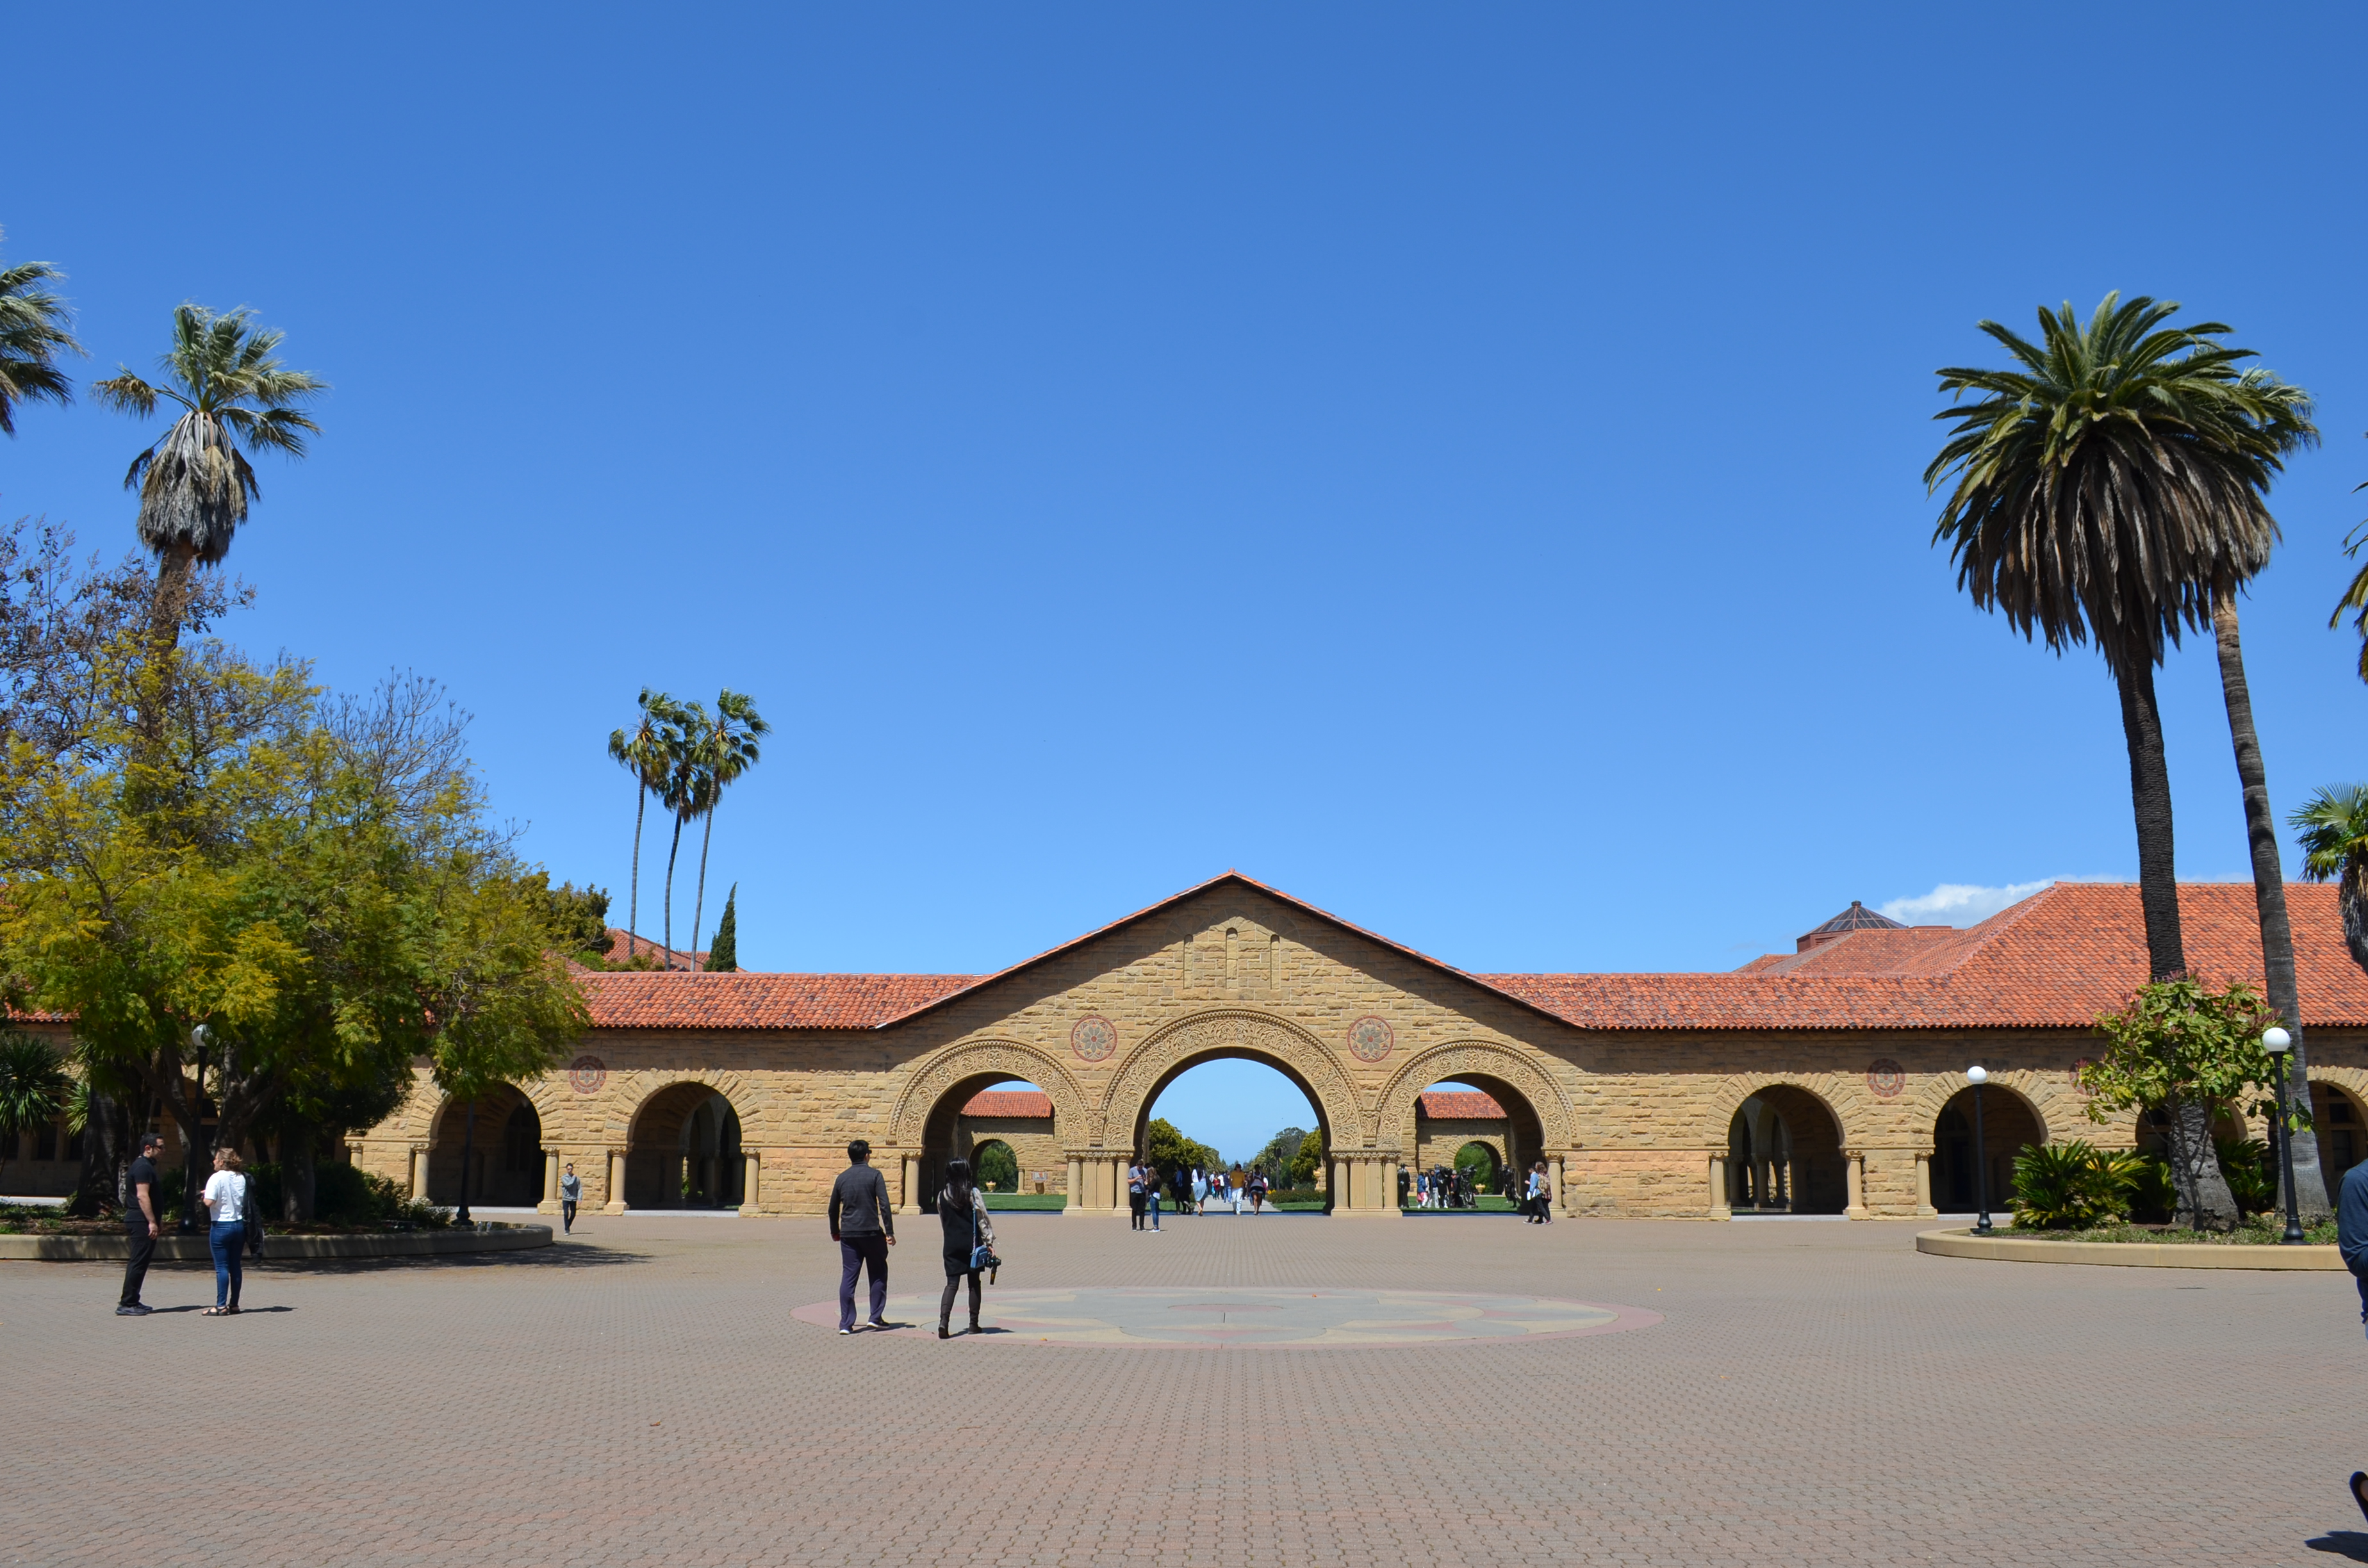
[1968,1065,1993,1234]
[177,1024,211,1235]
[2265,1027,2306,1245]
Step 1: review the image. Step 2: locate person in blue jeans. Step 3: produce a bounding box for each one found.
[199,1147,254,1316]
[2341,1160,2368,1521]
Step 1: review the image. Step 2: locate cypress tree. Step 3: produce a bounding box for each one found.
[703,885,737,972]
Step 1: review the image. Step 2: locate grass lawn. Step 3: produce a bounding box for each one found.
[983,1193,1066,1211]
[1401,1195,1522,1214]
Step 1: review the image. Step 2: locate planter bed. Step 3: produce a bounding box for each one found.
[0,1221,551,1263]
[1918,1224,2344,1270]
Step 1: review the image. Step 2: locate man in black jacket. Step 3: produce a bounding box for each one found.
[116,1132,164,1316]
[828,1139,896,1332]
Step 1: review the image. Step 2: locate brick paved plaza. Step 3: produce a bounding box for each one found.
[12,1213,2368,1567]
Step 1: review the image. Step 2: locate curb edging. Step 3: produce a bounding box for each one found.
[0,1222,553,1262]
[1916,1227,2342,1270]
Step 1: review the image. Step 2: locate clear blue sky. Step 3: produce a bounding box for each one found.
[8,4,2366,1020]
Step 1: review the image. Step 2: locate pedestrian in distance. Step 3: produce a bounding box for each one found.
[828,1139,897,1332]
[1128,1161,1147,1230]
[558,1162,581,1234]
[199,1147,253,1316]
[116,1132,164,1317]
[1231,1165,1246,1216]
[1147,1163,1163,1232]
[1193,1166,1208,1215]
[1174,1164,1190,1219]
[1249,1168,1268,1215]
[935,1157,996,1339]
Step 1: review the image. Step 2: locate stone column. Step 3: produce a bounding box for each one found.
[739,1150,761,1216]
[538,1148,561,1214]
[408,1143,429,1200]
[898,1153,922,1215]
[1844,1150,1869,1220]
[1914,1151,1936,1218]
[1549,1155,1568,1218]
[1708,1153,1731,1219]
[603,1147,629,1214]
[1062,1156,1083,1216]
[1381,1157,1401,1216]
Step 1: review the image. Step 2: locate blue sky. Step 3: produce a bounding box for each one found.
[7,8,2366,1159]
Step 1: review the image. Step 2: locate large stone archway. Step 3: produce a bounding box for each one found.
[1705,1077,1861,1220]
[1097,1009,1383,1213]
[1377,1041,1575,1215]
[889,1040,1089,1215]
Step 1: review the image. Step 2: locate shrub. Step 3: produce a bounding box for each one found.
[2010,1140,2136,1229]
[312,1161,449,1228]
[2125,1154,2177,1223]
[2214,1136,2278,1218]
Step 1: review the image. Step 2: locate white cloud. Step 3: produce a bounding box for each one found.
[1877,880,2056,927]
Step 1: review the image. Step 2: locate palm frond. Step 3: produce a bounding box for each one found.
[0,238,85,435]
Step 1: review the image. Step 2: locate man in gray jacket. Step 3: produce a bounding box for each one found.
[829,1139,896,1332]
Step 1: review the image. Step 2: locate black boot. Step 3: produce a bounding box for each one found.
[937,1322,950,1339]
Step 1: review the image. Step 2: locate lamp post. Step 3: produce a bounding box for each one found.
[1967,1066,1993,1234]
[178,1024,211,1236]
[2264,1027,2305,1245]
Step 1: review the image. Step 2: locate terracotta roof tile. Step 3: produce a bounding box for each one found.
[582,972,979,1029]
[961,1090,1053,1118]
[1418,1090,1507,1118]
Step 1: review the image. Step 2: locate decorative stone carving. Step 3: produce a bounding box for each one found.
[1376,1041,1575,1152]
[889,1039,1090,1148]
[1101,1009,1366,1151]
[1071,1016,1117,1063]
[1347,1016,1395,1063]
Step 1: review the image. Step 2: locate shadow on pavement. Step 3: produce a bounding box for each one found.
[254,1241,652,1276]
[2307,1532,2368,1561]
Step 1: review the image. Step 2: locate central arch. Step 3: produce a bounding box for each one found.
[1104,1011,1365,1156]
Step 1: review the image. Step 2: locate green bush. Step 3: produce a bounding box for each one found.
[2125,1153,2177,1223]
[2010,1140,2137,1229]
[2214,1136,2278,1218]
[312,1161,449,1228]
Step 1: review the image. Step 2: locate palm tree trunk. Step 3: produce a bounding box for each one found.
[691,808,715,963]
[662,815,684,971]
[627,790,645,961]
[2114,658,2187,980]
[2213,596,2331,1218]
[149,543,194,647]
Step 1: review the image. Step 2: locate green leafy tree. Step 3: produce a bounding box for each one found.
[0,1032,70,1190]
[2078,978,2285,1230]
[1142,1118,1221,1186]
[605,689,679,963]
[972,1139,1018,1193]
[536,878,613,963]
[687,690,767,959]
[1928,295,2301,986]
[1452,1140,1499,1191]
[0,231,82,436]
[1251,1125,1309,1182]
[92,305,325,641]
[703,885,738,972]
[1289,1129,1324,1186]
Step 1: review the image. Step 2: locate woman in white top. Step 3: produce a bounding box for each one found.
[201,1147,254,1314]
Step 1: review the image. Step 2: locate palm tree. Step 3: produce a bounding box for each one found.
[687,690,768,960]
[92,304,325,639]
[1927,293,2281,1227]
[606,690,680,963]
[2328,459,2368,681]
[0,231,81,435]
[2292,786,2368,976]
[0,1032,70,1191]
[657,699,708,972]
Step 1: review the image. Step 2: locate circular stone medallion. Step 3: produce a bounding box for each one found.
[568,1055,607,1095]
[790,1286,1661,1347]
[1071,1016,1117,1063]
[1347,1016,1395,1062]
[1866,1058,1905,1098]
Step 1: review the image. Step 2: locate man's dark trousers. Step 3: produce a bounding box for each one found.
[839,1235,889,1329]
[119,1222,154,1309]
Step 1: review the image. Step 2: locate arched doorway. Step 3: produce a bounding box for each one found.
[2312,1079,2367,1202]
[1412,1079,1541,1208]
[971,1138,1019,1194]
[917,1075,1058,1214]
[427,1085,543,1207]
[1930,1086,2043,1213]
[1725,1086,1847,1214]
[625,1082,745,1209]
[1135,1052,1331,1213]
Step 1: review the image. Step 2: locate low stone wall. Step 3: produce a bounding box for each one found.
[0,1222,552,1263]
[1916,1227,2342,1270]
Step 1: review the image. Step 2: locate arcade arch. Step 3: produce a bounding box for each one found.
[2311,1078,2368,1201]
[1127,1040,1335,1211]
[427,1084,545,1207]
[893,1041,1086,1214]
[1723,1084,1846,1214]
[1930,1084,2044,1213]
[625,1081,747,1209]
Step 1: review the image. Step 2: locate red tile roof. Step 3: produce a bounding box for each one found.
[586,927,707,973]
[961,1090,1053,1118]
[1418,1090,1507,1119]
[567,877,2368,1036]
[1476,882,2368,1032]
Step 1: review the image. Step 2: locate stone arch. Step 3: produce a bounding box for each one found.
[423,1081,556,1206]
[890,1040,1089,1148]
[1703,1072,1870,1150]
[622,1077,757,1209]
[1928,1083,2046,1214]
[2308,1066,2368,1202]
[1377,1040,1574,1156]
[1900,1071,2064,1150]
[407,1074,563,1147]
[1712,1079,1852,1215]
[1103,1009,1365,1155]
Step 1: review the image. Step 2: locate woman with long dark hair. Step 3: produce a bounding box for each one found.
[935,1157,996,1339]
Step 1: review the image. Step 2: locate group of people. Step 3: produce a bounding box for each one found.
[114,1133,267,1318]
[826,1138,1001,1339]
[1126,1162,1273,1229]
[1396,1157,1553,1220]
[1409,1166,1478,1209]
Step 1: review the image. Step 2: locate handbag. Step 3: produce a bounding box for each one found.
[966,1193,998,1274]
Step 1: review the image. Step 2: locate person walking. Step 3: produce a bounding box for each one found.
[1193,1166,1208,1216]
[935,1156,996,1339]
[116,1132,164,1317]
[1147,1164,1163,1232]
[557,1162,582,1234]
[828,1139,896,1332]
[1128,1161,1147,1230]
[1173,1164,1191,1219]
[199,1147,252,1316]
[1249,1168,1268,1215]
[1231,1166,1246,1216]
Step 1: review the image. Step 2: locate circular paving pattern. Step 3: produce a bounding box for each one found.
[791,1286,1660,1347]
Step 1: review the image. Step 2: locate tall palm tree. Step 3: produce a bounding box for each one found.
[2292,786,2368,976]
[688,690,769,959]
[92,304,325,639]
[606,689,680,963]
[0,231,81,435]
[1927,293,2279,1227]
[2327,457,2368,681]
[657,699,708,972]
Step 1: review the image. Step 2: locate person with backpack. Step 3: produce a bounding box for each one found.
[935,1157,996,1339]
[199,1147,254,1316]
